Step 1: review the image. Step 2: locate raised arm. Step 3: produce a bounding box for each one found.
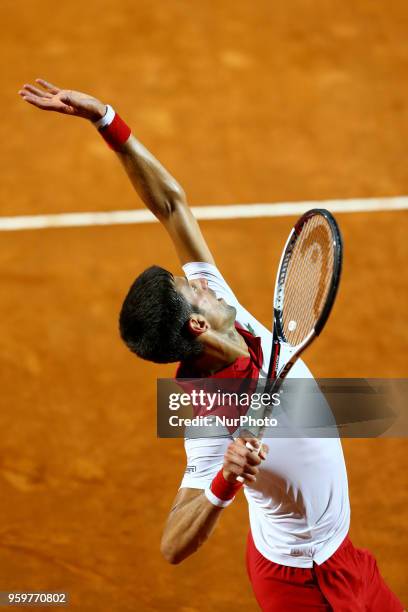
[18,79,214,266]
[117,135,215,265]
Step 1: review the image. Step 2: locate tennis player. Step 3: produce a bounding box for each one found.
[19,80,404,612]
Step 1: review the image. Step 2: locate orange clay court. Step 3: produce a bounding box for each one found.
[1,1,407,610]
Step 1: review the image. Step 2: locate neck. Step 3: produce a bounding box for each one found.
[187,326,249,376]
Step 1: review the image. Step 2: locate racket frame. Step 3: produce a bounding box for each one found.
[268,208,343,385]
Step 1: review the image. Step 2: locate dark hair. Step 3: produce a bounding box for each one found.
[119,265,203,364]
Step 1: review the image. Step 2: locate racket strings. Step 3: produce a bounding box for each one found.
[280,215,334,346]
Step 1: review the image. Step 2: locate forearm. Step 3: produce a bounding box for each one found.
[92,102,214,264]
[19,81,187,225]
[115,134,185,220]
[161,492,223,564]
[161,441,264,565]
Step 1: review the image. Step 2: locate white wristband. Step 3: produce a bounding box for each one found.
[93,104,115,130]
[204,487,235,508]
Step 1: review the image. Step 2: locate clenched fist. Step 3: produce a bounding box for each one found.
[223,438,268,484]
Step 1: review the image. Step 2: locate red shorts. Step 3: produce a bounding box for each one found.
[246,531,404,611]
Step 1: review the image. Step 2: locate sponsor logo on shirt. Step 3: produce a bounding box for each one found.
[185,465,196,474]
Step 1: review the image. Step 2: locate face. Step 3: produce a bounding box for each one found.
[174,276,236,332]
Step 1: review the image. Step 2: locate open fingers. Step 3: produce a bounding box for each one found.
[18,93,71,113]
[18,93,54,109]
[22,83,53,98]
[35,78,60,94]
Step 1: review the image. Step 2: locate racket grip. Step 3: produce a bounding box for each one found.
[245,441,259,452]
[236,441,261,484]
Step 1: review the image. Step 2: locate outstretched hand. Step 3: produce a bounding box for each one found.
[18,79,106,122]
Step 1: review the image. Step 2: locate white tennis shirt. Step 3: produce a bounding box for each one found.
[179,262,350,568]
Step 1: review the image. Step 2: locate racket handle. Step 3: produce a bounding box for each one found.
[236,441,261,484]
[246,441,259,453]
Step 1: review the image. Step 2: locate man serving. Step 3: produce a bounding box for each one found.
[19,79,404,611]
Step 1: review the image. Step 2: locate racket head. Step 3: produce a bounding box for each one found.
[274,208,343,349]
[239,209,343,441]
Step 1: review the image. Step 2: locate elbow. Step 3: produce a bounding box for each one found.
[162,550,182,565]
[161,530,198,565]
[162,182,186,217]
[160,540,183,565]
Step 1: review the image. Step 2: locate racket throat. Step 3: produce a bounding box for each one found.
[276,344,297,379]
[268,332,296,381]
[269,339,281,379]
[268,318,283,380]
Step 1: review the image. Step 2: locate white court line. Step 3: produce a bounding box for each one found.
[0,196,407,231]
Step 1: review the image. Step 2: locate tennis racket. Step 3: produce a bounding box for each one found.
[237,208,343,464]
